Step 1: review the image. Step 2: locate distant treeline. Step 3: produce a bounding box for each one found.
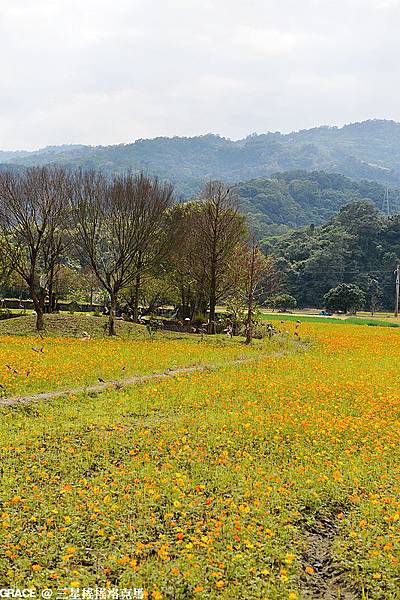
[237,170,400,239]
[263,200,400,310]
[0,164,399,327]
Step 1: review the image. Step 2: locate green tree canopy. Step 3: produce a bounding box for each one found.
[324,283,366,313]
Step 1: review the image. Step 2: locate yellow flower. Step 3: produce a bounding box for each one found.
[285,552,296,564]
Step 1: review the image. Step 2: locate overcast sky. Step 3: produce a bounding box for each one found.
[1,0,399,150]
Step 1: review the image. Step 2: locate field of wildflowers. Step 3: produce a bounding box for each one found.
[0,321,399,598]
[0,334,273,398]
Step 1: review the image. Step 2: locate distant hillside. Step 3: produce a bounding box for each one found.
[235,171,400,239]
[262,201,400,310]
[2,119,400,197]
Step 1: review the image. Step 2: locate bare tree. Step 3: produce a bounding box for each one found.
[70,171,173,336]
[129,195,173,322]
[167,202,209,320]
[0,167,70,330]
[225,241,269,341]
[197,181,246,333]
[243,241,269,344]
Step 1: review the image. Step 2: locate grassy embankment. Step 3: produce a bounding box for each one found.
[260,311,400,327]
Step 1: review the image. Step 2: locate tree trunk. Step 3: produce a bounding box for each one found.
[180,286,193,320]
[208,268,217,334]
[245,255,255,345]
[36,308,44,331]
[31,288,45,331]
[47,267,54,313]
[245,302,253,345]
[48,290,57,313]
[245,244,258,345]
[108,293,117,336]
[194,297,207,323]
[132,271,141,322]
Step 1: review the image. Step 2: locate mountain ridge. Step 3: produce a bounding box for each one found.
[3,118,400,152]
[1,118,400,202]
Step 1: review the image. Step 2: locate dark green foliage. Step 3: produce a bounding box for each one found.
[324,283,366,313]
[237,171,400,238]
[267,293,297,311]
[265,201,400,310]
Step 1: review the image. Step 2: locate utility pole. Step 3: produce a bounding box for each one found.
[395,265,400,318]
[245,243,257,345]
[383,184,390,217]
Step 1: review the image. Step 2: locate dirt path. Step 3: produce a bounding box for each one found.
[300,508,359,599]
[0,353,281,407]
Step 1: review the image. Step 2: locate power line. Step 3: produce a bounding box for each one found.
[288,270,396,275]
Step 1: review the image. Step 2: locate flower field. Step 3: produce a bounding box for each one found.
[0,334,271,398]
[0,322,399,598]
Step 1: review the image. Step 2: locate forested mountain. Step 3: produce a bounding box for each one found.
[263,201,400,310]
[2,119,400,197]
[235,171,400,238]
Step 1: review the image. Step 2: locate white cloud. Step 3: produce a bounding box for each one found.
[0,0,399,149]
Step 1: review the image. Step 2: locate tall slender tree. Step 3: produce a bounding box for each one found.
[129,198,173,322]
[243,241,269,344]
[166,202,208,320]
[196,181,246,333]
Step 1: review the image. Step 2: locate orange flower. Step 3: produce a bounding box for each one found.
[305,566,315,575]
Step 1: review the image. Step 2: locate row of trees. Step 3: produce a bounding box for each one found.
[0,167,279,339]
